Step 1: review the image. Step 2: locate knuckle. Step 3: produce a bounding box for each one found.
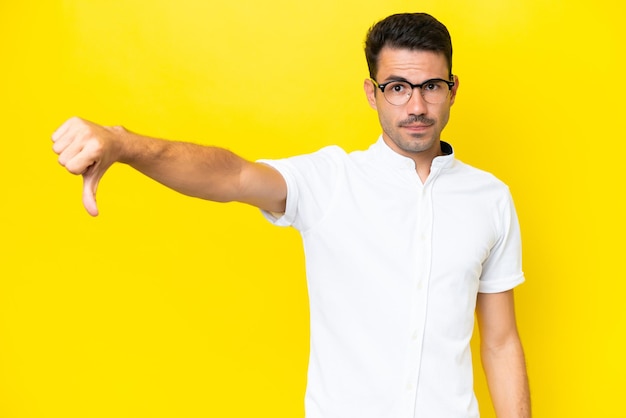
[88,139,104,151]
[84,139,106,158]
[69,116,83,125]
[64,160,83,175]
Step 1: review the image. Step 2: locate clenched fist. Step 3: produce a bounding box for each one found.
[52,117,125,216]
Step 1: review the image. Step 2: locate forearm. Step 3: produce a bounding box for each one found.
[116,127,246,202]
[481,337,531,418]
[53,117,286,215]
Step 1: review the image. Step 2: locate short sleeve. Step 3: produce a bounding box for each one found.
[257,146,346,232]
[478,190,525,293]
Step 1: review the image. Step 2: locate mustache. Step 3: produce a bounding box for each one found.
[398,115,435,127]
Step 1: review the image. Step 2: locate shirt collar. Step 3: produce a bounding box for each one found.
[371,135,455,171]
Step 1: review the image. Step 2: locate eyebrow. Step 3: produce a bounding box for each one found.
[380,75,412,83]
[380,75,451,85]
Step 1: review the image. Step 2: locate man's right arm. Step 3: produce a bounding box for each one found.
[52,117,287,216]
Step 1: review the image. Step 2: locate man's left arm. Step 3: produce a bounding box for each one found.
[476,290,531,418]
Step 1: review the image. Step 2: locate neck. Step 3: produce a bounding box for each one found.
[383,136,443,183]
[414,151,440,183]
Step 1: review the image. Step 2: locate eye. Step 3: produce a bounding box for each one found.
[423,81,441,91]
[386,81,410,95]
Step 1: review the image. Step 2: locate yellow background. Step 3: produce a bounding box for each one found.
[1,1,624,417]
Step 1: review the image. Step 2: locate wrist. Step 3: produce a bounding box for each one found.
[110,125,135,165]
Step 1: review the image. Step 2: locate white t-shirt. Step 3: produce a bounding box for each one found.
[260,137,525,418]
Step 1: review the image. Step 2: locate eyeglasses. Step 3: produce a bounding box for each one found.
[372,77,455,105]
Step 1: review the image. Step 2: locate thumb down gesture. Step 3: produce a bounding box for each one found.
[52,117,123,216]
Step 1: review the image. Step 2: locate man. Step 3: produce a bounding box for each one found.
[52,13,530,418]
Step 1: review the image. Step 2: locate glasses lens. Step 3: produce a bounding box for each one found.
[420,80,450,104]
[383,81,412,105]
[382,80,451,105]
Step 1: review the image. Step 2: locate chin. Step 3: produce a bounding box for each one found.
[401,137,436,153]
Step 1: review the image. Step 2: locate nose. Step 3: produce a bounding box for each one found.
[406,88,428,115]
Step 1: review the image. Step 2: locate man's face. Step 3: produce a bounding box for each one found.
[364,47,458,160]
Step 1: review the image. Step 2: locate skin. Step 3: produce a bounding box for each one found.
[51,118,287,216]
[363,48,459,183]
[52,45,530,417]
[477,291,531,418]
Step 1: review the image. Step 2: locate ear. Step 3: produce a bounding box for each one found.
[449,74,459,106]
[363,79,378,110]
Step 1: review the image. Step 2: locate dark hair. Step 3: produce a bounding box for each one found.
[364,13,453,79]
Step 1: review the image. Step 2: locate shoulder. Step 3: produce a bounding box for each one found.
[262,145,353,175]
[449,159,511,194]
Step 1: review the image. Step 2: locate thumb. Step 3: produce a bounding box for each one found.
[82,165,101,217]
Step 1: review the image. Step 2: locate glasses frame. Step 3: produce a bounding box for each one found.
[372,77,455,105]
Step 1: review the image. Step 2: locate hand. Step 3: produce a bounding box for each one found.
[52,117,124,216]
